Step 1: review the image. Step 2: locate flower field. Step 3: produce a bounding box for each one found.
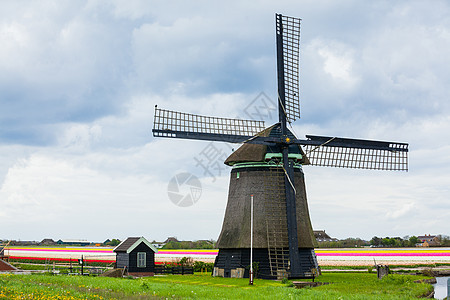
[4,246,450,266]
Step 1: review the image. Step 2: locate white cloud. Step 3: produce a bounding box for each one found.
[59,124,102,150]
[385,202,416,220]
[315,40,359,87]
[0,150,228,241]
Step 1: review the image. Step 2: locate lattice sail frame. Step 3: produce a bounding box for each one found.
[302,136,409,171]
[277,14,301,122]
[153,106,265,137]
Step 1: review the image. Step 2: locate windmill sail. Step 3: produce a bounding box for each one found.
[275,14,304,277]
[276,14,301,122]
[153,106,265,143]
[299,135,409,171]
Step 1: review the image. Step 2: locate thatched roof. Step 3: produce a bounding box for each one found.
[224,124,310,166]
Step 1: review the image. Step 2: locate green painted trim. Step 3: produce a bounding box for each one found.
[233,162,271,168]
[264,153,303,161]
[288,153,303,160]
[232,161,303,170]
[264,153,282,160]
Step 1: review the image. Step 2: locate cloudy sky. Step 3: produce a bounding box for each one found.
[1,0,449,243]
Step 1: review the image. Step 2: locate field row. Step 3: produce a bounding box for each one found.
[4,247,450,266]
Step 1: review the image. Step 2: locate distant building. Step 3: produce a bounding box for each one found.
[9,240,38,246]
[114,237,157,277]
[152,241,165,249]
[40,239,56,245]
[314,230,339,242]
[164,237,179,243]
[196,239,215,245]
[417,234,440,247]
[56,239,91,246]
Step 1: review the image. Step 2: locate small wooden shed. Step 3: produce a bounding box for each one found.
[114,237,158,276]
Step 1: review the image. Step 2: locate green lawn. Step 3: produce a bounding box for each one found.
[0,272,433,299]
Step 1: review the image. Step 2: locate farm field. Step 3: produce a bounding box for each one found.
[4,246,450,265]
[0,272,434,299]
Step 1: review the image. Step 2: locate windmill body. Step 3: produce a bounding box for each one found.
[152,14,409,279]
[214,124,319,279]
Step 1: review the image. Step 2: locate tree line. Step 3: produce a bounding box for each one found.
[162,240,216,249]
[369,236,419,247]
[316,235,450,248]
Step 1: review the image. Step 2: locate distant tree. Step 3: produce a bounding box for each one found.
[316,238,368,248]
[408,236,419,247]
[340,238,368,248]
[379,237,398,247]
[162,239,217,249]
[399,239,409,247]
[193,240,215,249]
[392,237,403,247]
[369,236,426,248]
[316,241,343,248]
[370,236,382,247]
[437,235,450,246]
[106,239,121,246]
[163,241,182,249]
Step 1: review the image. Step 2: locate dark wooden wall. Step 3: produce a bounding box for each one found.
[128,242,155,273]
[116,252,129,269]
[214,248,318,279]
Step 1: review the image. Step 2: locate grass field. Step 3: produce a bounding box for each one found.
[0,272,434,299]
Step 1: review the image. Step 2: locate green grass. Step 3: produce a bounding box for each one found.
[8,258,113,268]
[11,262,109,275]
[0,272,433,299]
[11,263,49,270]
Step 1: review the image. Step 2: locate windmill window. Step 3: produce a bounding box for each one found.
[137,252,146,268]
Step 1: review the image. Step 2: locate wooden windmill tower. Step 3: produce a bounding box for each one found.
[152,13,408,279]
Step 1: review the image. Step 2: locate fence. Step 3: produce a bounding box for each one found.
[154,265,194,275]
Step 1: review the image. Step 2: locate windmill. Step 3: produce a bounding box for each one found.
[152,13,408,279]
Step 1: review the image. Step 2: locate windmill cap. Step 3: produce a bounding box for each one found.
[224,123,309,166]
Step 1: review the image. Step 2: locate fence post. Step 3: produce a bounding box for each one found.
[80,255,84,275]
[376,265,389,279]
[447,277,449,300]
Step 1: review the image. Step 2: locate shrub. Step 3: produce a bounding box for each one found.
[193,261,214,272]
[178,257,194,267]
